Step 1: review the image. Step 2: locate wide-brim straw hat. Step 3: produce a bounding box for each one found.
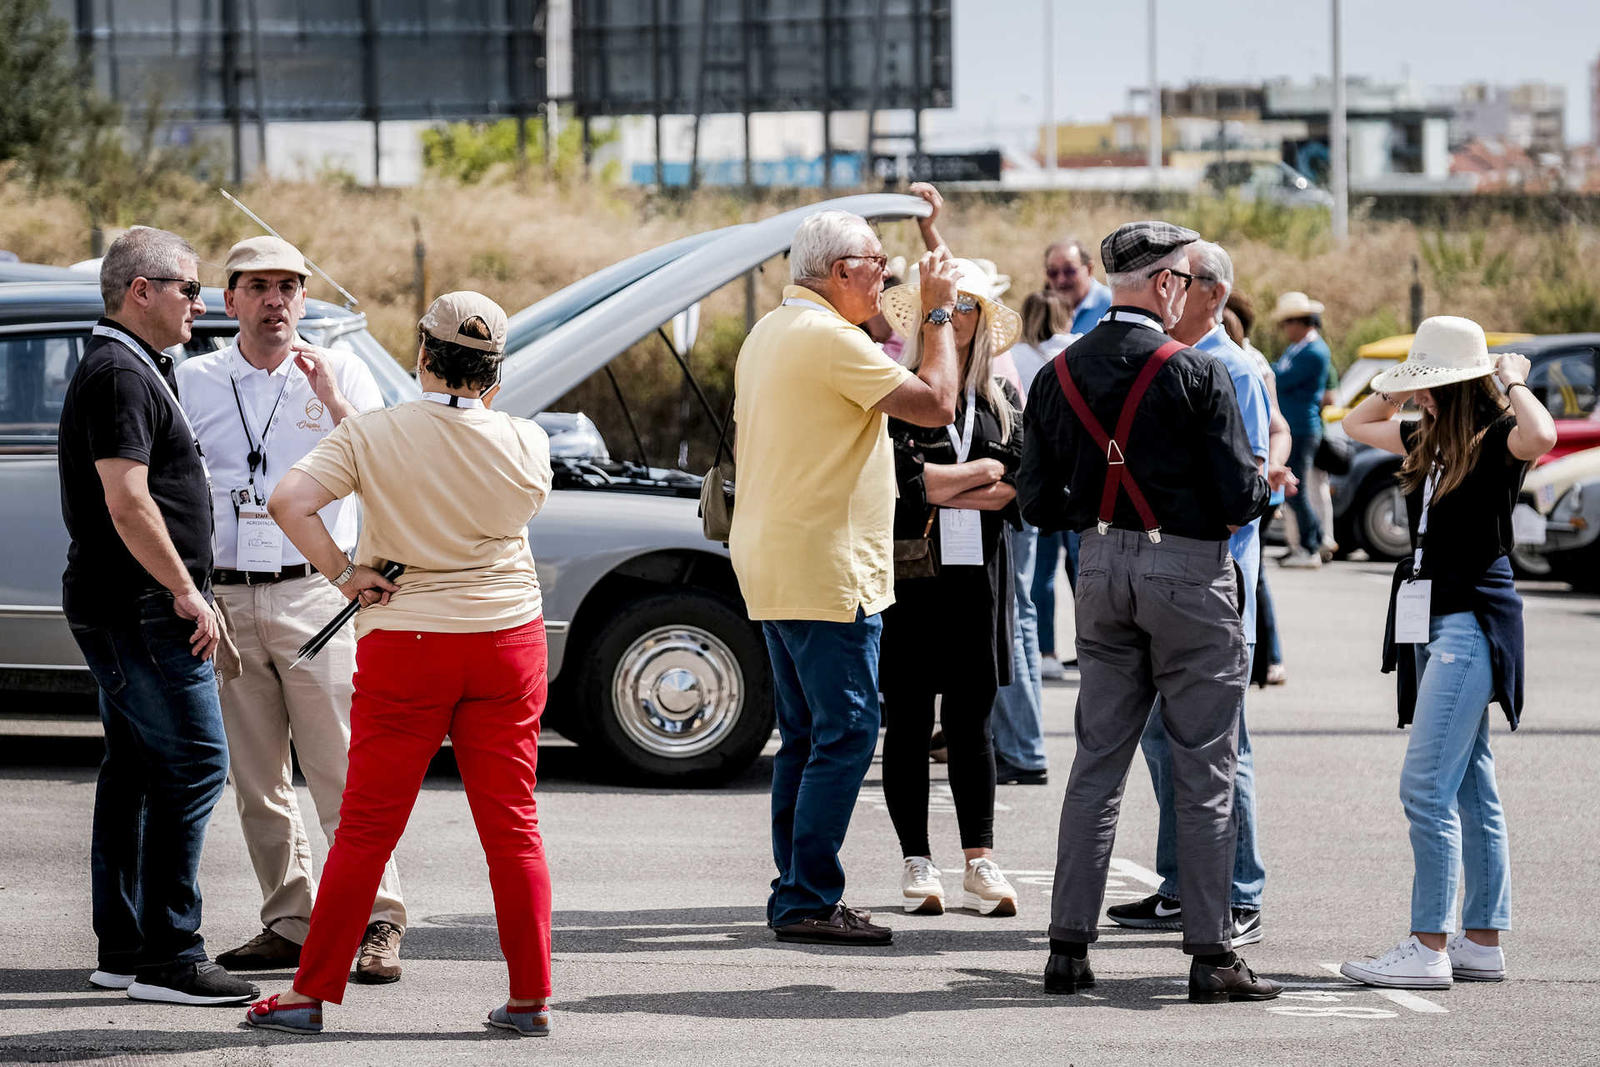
[880,257,1022,352]
[1268,290,1326,322]
[1369,315,1499,392]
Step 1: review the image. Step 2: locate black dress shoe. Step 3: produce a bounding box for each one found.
[1043,953,1095,994]
[216,929,302,971]
[994,761,1049,786]
[773,904,892,946]
[1188,955,1282,1003]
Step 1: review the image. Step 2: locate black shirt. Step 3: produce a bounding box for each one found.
[1400,411,1527,616]
[58,319,213,625]
[1017,308,1269,540]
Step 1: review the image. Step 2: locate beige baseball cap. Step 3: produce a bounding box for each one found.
[224,235,310,280]
[419,291,507,354]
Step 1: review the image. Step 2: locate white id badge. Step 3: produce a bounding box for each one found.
[938,508,984,566]
[236,509,285,572]
[1394,580,1432,644]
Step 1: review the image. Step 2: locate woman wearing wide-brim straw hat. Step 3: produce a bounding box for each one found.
[874,258,1028,919]
[245,292,559,1037]
[1338,315,1555,990]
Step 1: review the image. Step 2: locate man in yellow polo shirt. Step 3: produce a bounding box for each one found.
[731,210,962,946]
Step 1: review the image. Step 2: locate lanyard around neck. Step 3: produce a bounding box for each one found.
[230,359,294,480]
[420,391,485,409]
[1413,462,1440,576]
[1104,309,1164,332]
[91,324,204,452]
[945,387,978,462]
[782,296,834,316]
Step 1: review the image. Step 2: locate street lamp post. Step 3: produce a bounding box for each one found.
[1330,0,1349,242]
[1147,0,1161,181]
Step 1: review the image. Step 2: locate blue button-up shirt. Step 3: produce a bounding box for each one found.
[1197,323,1271,639]
[1070,280,1113,336]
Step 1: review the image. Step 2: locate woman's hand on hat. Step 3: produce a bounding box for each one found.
[1494,352,1530,388]
[919,248,959,315]
[342,564,401,606]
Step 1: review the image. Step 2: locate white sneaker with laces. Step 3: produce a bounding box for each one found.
[1340,936,1452,989]
[960,858,1018,917]
[901,856,945,914]
[1446,934,1505,982]
[1279,550,1323,570]
[1040,656,1066,681]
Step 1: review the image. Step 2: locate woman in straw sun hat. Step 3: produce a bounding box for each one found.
[875,259,1027,919]
[1338,315,1555,991]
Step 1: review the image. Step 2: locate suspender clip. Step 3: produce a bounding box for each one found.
[1147,528,1162,544]
[1106,440,1126,466]
[1096,521,1110,536]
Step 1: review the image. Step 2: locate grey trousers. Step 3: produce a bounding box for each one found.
[1048,527,1246,955]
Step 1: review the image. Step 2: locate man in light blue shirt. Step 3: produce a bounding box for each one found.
[1045,237,1113,338]
[1108,240,1291,947]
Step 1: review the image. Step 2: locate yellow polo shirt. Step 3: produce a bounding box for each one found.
[729,286,914,622]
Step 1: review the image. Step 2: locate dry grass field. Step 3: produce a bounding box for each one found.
[5,174,1596,463]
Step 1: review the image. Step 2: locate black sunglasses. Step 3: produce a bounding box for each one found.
[142,277,203,301]
[1147,267,1197,291]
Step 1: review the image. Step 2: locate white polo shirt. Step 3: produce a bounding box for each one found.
[177,341,384,569]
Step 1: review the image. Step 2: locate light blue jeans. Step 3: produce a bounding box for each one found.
[991,524,1048,773]
[1402,611,1512,933]
[1140,645,1265,910]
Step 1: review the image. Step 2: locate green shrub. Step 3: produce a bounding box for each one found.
[1523,279,1600,334]
[421,113,619,184]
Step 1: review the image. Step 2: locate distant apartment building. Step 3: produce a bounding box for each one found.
[1262,77,1453,188]
[1447,82,1567,155]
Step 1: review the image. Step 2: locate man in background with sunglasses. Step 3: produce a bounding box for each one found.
[58,228,259,1006]
[174,237,401,983]
[1043,237,1112,339]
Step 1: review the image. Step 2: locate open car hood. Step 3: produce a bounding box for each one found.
[495,193,932,415]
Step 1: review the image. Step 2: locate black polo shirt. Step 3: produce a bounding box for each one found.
[58,319,213,625]
[1017,306,1269,541]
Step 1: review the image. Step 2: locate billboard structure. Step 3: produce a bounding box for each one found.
[62,0,548,180]
[571,0,953,187]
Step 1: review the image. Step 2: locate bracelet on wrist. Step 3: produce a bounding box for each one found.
[1506,381,1531,395]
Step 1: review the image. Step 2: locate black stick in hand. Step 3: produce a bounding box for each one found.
[289,561,406,670]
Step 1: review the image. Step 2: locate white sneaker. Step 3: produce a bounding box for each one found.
[1446,933,1505,982]
[960,858,1019,917]
[89,970,135,990]
[1040,656,1066,681]
[1340,936,1452,989]
[901,856,945,914]
[1279,550,1323,570]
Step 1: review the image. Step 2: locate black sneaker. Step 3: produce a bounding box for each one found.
[128,961,259,1005]
[1231,908,1263,947]
[1043,953,1096,994]
[1105,892,1182,930]
[994,761,1049,786]
[1188,954,1282,1003]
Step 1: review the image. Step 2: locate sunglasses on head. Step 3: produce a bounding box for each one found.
[143,277,203,301]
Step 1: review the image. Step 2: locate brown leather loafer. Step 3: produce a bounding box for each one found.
[217,928,302,971]
[353,921,404,984]
[773,904,892,946]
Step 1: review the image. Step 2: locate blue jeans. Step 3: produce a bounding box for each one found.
[991,524,1048,773]
[1258,561,1283,666]
[1140,644,1265,909]
[763,609,883,928]
[69,592,230,974]
[1402,612,1511,933]
[1032,529,1081,657]
[1285,432,1323,553]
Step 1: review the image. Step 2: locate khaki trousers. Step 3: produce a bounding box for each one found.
[216,575,405,943]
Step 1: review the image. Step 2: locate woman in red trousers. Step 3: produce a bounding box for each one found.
[247,291,556,1037]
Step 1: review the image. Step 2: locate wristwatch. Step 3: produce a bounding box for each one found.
[924,306,953,327]
[332,561,356,587]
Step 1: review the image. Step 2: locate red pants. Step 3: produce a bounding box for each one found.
[293,618,552,1004]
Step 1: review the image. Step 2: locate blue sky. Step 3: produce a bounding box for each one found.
[923,0,1598,151]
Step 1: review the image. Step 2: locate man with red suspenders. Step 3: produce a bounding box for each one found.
[1016,222,1281,1004]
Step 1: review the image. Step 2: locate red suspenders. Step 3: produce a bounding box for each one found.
[1051,339,1185,543]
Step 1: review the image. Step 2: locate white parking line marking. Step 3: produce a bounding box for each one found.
[1318,963,1449,1014]
[1109,857,1162,889]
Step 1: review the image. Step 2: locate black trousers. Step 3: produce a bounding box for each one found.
[881,677,999,858]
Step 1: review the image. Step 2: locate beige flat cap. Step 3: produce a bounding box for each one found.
[224,235,310,279]
[419,291,507,353]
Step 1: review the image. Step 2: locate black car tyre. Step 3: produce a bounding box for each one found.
[1355,481,1412,561]
[574,590,773,786]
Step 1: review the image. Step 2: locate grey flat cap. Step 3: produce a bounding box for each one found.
[1100,221,1200,274]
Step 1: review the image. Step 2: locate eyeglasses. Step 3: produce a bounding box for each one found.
[235,278,303,299]
[953,295,980,314]
[1045,265,1081,280]
[143,277,203,301]
[837,254,888,273]
[1147,267,1197,291]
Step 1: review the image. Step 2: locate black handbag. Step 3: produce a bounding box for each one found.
[1314,432,1353,475]
[894,510,939,581]
[698,393,736,542]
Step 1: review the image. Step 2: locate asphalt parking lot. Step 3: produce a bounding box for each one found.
[1,558,1596,1065]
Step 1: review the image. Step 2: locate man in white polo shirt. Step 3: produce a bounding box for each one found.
[176,236,406,982]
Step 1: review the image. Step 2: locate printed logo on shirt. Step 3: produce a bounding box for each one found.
[305,397,325,422]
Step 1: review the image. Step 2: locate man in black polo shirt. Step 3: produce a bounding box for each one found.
[58,227,258,1006]
[1018,221,1280,1004]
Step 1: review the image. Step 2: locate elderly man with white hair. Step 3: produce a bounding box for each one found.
[729,210,962,947]
[1018,221,1280,1003]
[1107,239,1296,950]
